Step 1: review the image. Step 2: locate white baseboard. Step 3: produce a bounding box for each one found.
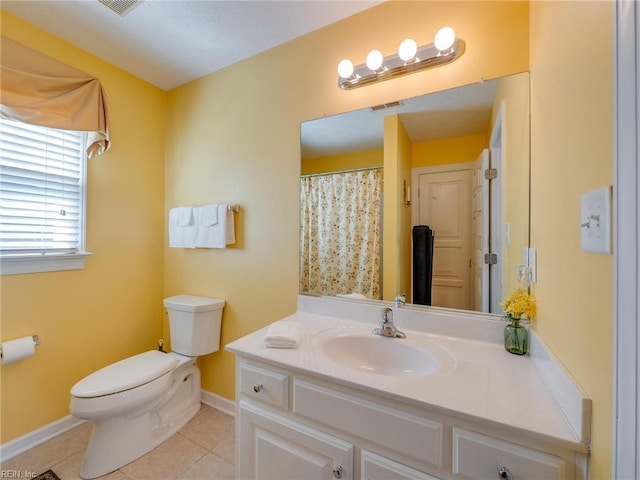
[0,415,85,463]
[0,389,236,463]
[200,389,236,417]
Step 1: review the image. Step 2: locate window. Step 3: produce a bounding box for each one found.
[0,118,90,275]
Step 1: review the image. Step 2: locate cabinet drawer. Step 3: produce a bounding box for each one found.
[239,362,289,409]
[293,379,444,469]
[452,428,566,480]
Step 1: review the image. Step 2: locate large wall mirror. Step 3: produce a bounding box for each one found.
[299,72,530,316]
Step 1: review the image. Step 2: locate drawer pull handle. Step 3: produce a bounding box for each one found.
[498,466,512,480]
[332,465,343,479]
[253,383,263,393]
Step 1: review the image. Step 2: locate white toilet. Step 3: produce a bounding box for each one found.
[69,295,224,479]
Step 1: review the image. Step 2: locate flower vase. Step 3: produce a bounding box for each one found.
[504,316,528,355]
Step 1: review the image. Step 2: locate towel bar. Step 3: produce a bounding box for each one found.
[227,204,240,214]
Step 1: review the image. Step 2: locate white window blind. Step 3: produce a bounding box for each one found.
[0,118,87,256]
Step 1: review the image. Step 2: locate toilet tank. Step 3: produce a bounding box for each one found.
[163,295,225,356]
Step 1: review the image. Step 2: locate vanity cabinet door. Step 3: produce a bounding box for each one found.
[361,450,443,480]
[238,399,354,480]
[452,428,566,480]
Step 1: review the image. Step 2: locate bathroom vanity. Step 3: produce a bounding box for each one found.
[226,296,590,480]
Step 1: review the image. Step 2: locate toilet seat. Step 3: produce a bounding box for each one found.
[71,351,178,398]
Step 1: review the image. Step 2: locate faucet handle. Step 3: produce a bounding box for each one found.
[375,307,406,338]
[394,293,406,307]
[381,307,393,323]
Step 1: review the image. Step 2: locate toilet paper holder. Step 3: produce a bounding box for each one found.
[0,335,41,360]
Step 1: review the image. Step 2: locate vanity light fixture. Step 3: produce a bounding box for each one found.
[337,26,465,90]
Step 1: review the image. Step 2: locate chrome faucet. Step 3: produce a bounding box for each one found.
[373,307,406,338]
[394,293,406,308]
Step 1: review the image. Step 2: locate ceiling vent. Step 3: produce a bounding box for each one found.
[371,100,403,111]
[98,0,142,16]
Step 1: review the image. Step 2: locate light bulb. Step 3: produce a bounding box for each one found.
[337,59,354,79]
[434,26,456,52]
[398,39,418,62]
[366,50,384,72]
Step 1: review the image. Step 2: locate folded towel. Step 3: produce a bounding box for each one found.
[175,206,194,226]
[169,207,196,248]
[195,204,236,248]
[336,293,368,299]
[198,204,218,226]
[264,321,301,349]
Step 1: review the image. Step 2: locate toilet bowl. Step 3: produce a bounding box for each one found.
[70,295,224,479]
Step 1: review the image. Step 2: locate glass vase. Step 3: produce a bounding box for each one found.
[504,317,528,355]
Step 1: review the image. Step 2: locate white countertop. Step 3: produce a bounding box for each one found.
[226,303,589,454]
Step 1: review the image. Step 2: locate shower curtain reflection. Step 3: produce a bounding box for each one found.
[299,168,383,299]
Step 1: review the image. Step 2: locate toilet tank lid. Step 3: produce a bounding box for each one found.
[163,295,225,312]
[71,351,178,398]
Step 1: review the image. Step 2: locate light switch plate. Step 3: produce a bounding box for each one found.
[580,186,612,254]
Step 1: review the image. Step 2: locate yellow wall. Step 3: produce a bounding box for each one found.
[412,133,487,168]
[0,13,167,442]
[492,72,531,296]
[300,149,382,175]
[382,115,413,302]
[530,2,613,478]
[164,0,529,401]
[1,2,616,477]
[397,122,413,305]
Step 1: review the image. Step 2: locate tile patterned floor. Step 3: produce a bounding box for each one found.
[2,405,235,480]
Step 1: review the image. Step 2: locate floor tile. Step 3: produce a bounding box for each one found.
[2,430,86,476]
[177,452,234,480]
[119,433,208,480]
[2,405,235,480]
[180,407,235,463]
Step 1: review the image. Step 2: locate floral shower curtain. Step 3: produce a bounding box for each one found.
[299,168,382,299]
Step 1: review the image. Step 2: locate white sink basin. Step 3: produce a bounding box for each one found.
[313,327,450,376]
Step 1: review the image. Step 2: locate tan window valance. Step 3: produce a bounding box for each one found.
[0,36,110,158]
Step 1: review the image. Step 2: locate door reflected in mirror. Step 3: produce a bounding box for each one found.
[300,72,530,316]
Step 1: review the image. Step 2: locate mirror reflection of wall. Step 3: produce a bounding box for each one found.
[300,72,530,316]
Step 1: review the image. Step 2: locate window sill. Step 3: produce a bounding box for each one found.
[0,252,92,275]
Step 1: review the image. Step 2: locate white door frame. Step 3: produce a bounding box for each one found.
[489,102,506,314]
[472,149,490,312]
[613,0,639,477]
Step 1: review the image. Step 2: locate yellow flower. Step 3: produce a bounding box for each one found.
[501,288,536,320]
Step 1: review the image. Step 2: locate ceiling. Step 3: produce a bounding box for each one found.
[301,78,499,159]
[1,0,381,90]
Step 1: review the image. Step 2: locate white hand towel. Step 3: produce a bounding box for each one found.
[176,206,194,226]
[336,293,368,300]
[198,204,218,226]
[195,204,235,248]
[169,207,196,248]
[264,321,301,349]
